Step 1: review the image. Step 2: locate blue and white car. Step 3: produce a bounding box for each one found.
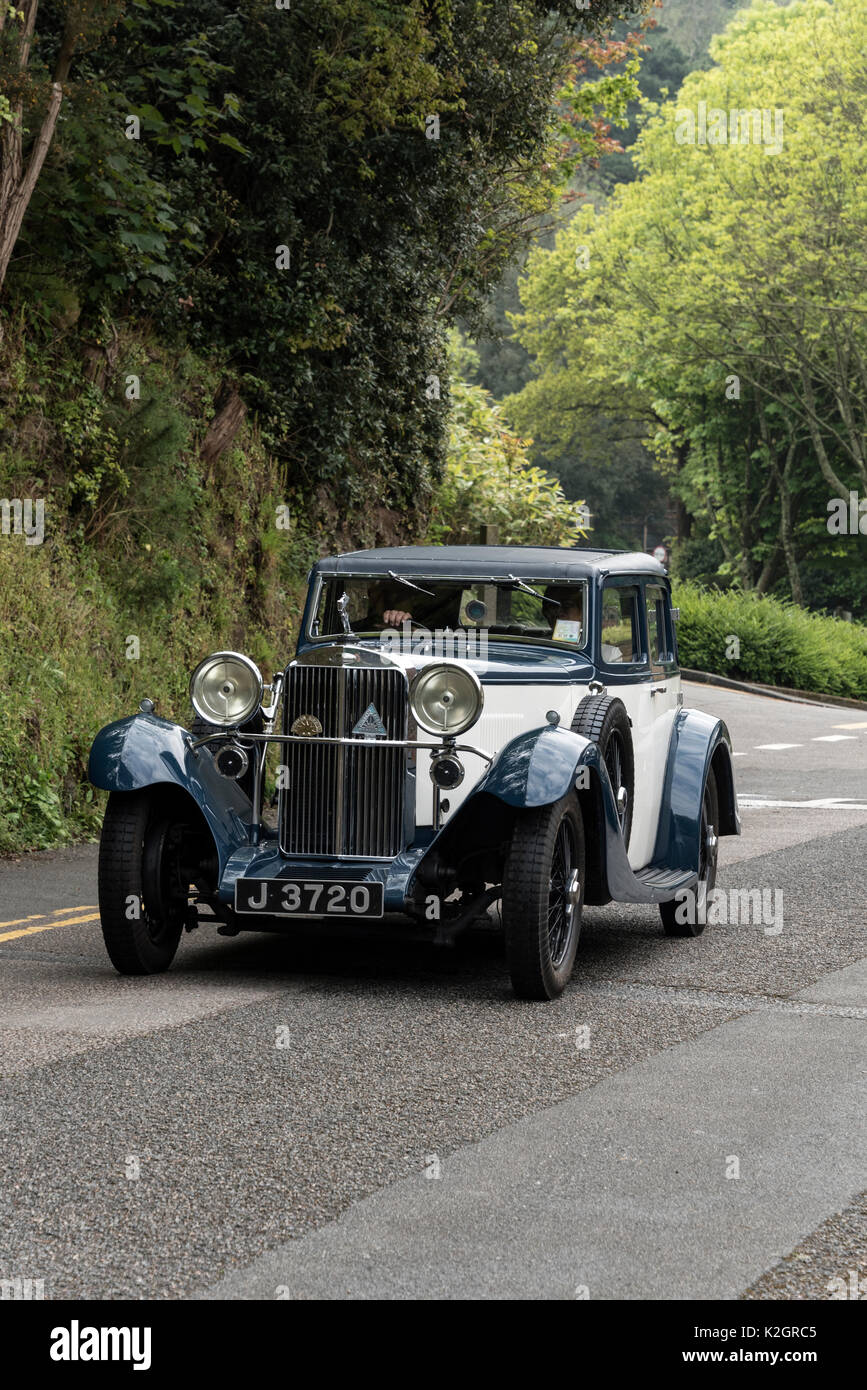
[89,545,740,998]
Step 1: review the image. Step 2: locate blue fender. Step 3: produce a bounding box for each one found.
[464,724,665,903]
[88,714,254,876]
[652,708,740,871]
[475,724,601,807]
[428,713,739,906]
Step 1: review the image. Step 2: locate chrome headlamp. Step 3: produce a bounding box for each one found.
[189,651,263,727]
[410,662,483,738]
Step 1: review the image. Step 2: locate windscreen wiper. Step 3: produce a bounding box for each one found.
[507,574,553,603]
[387,571,436,598]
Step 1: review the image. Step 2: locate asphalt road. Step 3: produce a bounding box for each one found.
[0,683,865,1300]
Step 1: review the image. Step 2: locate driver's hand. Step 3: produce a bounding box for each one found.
[383,609,412,626]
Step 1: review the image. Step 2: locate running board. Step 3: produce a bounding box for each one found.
[602,815,698,904]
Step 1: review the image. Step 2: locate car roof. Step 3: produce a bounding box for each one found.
[312,545,667,581]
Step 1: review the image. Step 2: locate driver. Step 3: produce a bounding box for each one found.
[363,582,461,632]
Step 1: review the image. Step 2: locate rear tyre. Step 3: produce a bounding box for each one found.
[502,794,585,1000]
[660,767,719,938]
[98,789,192,974]
[571,695,634,847]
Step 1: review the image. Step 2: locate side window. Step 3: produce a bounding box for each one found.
[600,584,642,665]
[645,585,672,670]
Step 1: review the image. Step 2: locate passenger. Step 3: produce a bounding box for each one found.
[542,585,584,641]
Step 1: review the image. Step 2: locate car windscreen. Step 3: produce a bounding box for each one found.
[310,577,589,649]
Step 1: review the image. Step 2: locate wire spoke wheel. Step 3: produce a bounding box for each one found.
[502,793,586,999]
[142,817,190,946]
[604,732,628,833]
[547,819,578,967]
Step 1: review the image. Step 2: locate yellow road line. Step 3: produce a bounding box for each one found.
[0,905,98,930]
[0,912,101,943]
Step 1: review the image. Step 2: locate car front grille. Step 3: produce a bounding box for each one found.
[279,662,408,858]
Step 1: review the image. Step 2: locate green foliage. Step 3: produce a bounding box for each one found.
[427,370,588,548]
[0,314,314,854]
[509,0,867,611]
[8,0,643,529]
[674,583,867,699]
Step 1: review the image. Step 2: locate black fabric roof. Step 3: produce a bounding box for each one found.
[313,545,666,581]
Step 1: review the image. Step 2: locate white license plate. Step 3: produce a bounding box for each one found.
[234,878,384,918]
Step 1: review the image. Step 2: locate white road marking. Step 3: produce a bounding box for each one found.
[754,742,802,750]
[832,721,867,729]
[739,795,867,811]
[812,734,857,742]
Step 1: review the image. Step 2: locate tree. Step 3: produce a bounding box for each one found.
[0,1,124,290]
[507,0,867,612]
[427,337,588,548]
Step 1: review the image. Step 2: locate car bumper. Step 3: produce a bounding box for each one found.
[217,835,432,916]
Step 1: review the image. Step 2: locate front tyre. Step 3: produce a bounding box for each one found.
[98,789,191,974]
[502,794,585,1000]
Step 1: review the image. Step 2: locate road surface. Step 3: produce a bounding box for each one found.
[0,683,864,1299]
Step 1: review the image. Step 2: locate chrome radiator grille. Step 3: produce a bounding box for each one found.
[279,662,408,858]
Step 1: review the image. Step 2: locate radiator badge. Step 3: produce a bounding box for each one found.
[353,703,387,738]
[291,714,323,737]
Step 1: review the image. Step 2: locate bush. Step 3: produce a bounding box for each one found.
[673,583,867,700]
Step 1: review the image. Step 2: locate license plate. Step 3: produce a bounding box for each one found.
[234,878,384,919]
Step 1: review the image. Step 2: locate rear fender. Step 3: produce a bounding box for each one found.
[652,709,740,871]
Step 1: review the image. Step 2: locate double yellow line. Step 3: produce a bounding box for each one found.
[0,906,100,943]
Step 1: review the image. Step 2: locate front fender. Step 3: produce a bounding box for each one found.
[421,716,738,908]
[466,724,646,901]
[476,724,599,807]
[88,713,253,875]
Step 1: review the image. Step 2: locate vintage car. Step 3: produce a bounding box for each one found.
[89,545,740,998]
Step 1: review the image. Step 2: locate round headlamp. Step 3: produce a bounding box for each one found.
[189,651,263,727]
[410,662,483,738]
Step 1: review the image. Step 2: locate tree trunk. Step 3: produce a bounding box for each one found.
[674,441,691,541]
[755,541,781,597]
[200,380,247,477]
[771,441,803,606]
[0,1,68,293]
[0,80,63,289]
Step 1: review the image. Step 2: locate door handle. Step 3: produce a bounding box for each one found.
[650,684,667,696]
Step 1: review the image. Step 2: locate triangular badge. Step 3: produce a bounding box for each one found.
[352,703,387,737]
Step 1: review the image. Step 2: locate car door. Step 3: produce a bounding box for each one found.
[597,579,652,867]
[597,577,680,868]
[631,580,680,867]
